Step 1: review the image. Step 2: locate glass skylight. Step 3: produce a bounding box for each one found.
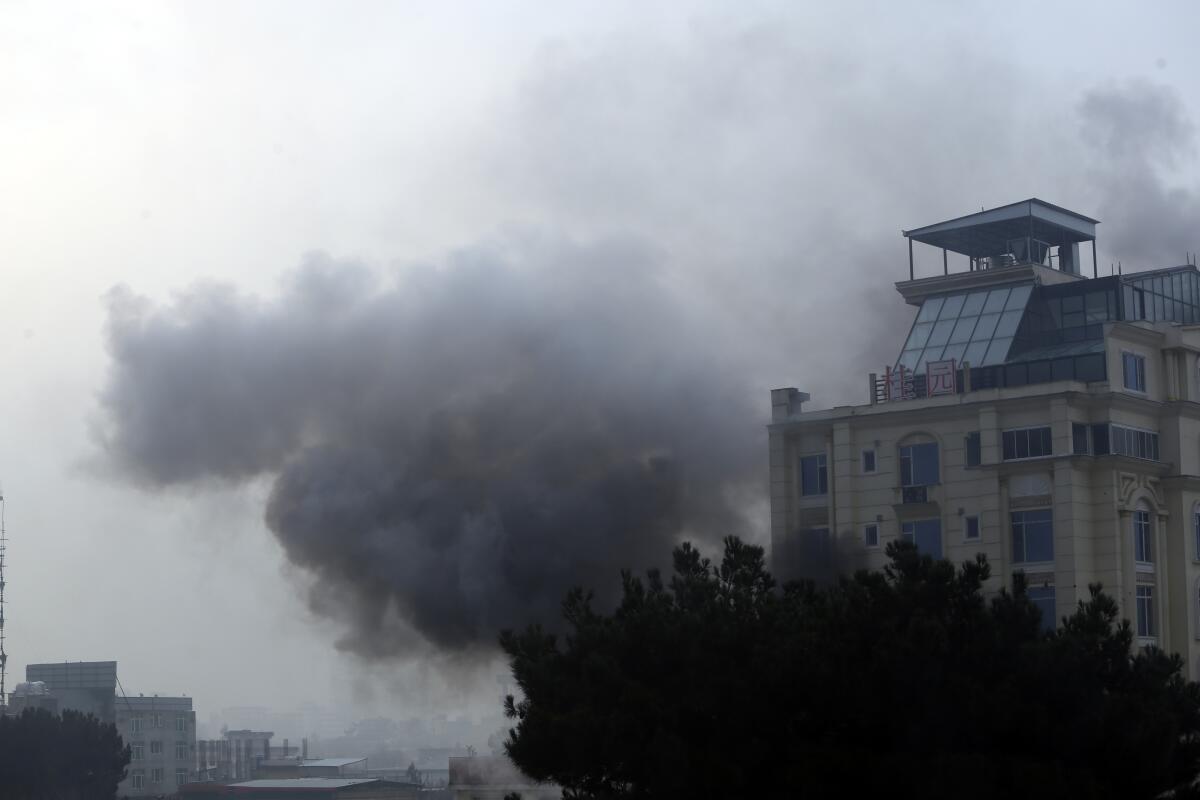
[897,284,1032,372]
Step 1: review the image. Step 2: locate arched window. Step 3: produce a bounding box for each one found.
[1134,500,1154,566]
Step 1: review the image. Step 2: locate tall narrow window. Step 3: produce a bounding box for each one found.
[1123,352,1146,392]
[899,442,939,487]
[1072,423,1090,455]
[964,432,981,467]
[799,454,827,496]
[1011,509,1054,563]
[861,449,876,473]
[864,523,879,548]
[964,515,980,540]
[1027,586,1056,632]
[1136,585,1156,638]
[1135,508,1153,564]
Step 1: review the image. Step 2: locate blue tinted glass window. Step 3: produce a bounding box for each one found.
[983,337,1013,366]
[983,288,1010,313]
[949,316,978,344]
[902,519,942,558]
[939,294,966,319]
[971,313,1000,341]
[917,297,944,322]
[900,442,939,486]
[800,454,827,496]
[1135,510,1153,563]
[1027,586,1056,631]
[995,309,1023,337]
[1012,509,1054,563]
[961,291,988,316]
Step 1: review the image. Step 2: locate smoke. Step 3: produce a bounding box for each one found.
[99,237,761,655]
[1081,79,1200,268]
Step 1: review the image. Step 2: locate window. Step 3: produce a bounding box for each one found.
[1123,351,1146,392]
[132,742,144,761]
[900,519,943,558]
[1072,423,1090,455]
[800,454,827,496]
[864,523,879,548]
[964,515,979,540]
[1134,508,1153,564]
[1194,509,1200,561]
[899,442,939,487]
[1002,426,1052,460]
[964,432,981,467]
[131,715,143,733]
[176,741,188,760]
[1110,425,1159,461]
[176,768,188,786]
[131,771,145,790]
[152,767,164,784]
[861,449,876,473]
[1137,585,1156,638]
[1027,586,1056,632]
[151,740,163,755]
[176,715,187,732]
[1011,509,1054,563]
[152,713,164,728]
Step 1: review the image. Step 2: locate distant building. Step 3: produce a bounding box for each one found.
[257,757,368,779]
[25,661,117,722]
[448,756,559,800]
[5,681,58,716]
[179,778,420,799]
[116,695,197,797]
[771,199,1200,672]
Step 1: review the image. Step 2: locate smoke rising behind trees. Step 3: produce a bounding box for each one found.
[93,23,1200,663]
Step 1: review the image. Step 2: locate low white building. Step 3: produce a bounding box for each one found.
[771,199,1200,673]
[117,694,196,796]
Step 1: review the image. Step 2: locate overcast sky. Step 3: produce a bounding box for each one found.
[3,1,1200,722]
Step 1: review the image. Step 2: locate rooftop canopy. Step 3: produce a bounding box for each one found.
[904,199,1097,257]
[902,199,1099,278]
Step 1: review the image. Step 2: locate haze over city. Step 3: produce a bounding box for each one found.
[4,0,1200,737]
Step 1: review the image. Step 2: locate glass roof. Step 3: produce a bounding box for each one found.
[896,284,1032,371]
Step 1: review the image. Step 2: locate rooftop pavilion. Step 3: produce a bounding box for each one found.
[903,198,1099,280]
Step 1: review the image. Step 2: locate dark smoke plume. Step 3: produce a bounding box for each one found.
[99,237,761,656]
[1081,80,1200,269]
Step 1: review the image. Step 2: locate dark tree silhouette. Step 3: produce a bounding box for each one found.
[0,707,130,799]
[501,538,1200,799]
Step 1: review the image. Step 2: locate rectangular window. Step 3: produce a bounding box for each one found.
[1194,512,1200,561]
[864,523,879,548]
[152,767,164,784]
[964,515,979,540]
[1109,425,1159,461]
[900,518,943,559]
[131,715,143,733]
[1137,585,1156,638]
[152,713,163,728]
[1072,423,1090,455]
[1011,509,1054,563]
[132,771,145,790]
[176,768,188,786]
[1135,509,1153,564]
[1027,585,1056,632]
[1002,426,1053,460]
[176,715,187,732]
[899,442,939,487]
[800,453,827,496]
[861,449,876,473]
[132,743,144,761]
[175,741,187,759]
[1123,352,1146,392]
[964,432,981,467]
[150,740,163,755]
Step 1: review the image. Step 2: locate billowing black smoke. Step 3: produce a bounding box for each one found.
[98,237,761,656]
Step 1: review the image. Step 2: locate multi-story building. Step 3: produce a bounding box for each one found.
[770,199,1200,674]
[116,694,196,796]
[25,661,117,722]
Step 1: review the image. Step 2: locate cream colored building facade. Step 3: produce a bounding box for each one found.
[770,200,1200,674]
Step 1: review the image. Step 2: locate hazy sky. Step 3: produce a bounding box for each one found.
[3,1,1200,721]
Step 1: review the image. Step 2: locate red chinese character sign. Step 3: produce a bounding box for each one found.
[927,359,957,396]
